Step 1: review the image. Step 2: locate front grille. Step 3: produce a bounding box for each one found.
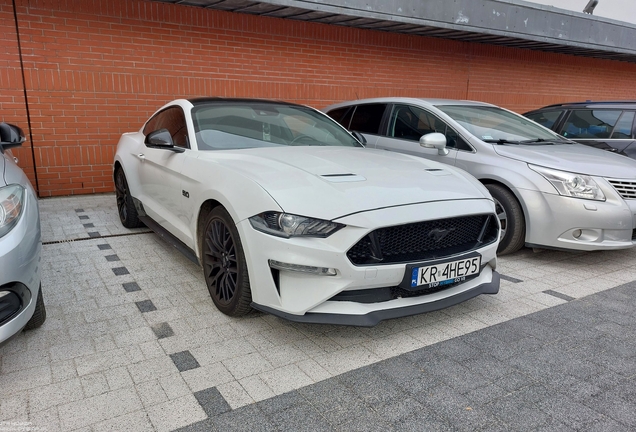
[347,214,498,266]
[607,179,636,199]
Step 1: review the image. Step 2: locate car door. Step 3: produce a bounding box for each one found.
[375,103,468,165]
[139,106,190,238]
[557,109,636,157]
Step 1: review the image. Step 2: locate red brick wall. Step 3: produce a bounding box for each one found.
[0,0,34,185]
[3,0,636,196]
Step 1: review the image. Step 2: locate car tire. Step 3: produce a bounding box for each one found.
[24,286,46,330]
[202,207,252,317]
[486,184,525,255]
[115,168,144,228]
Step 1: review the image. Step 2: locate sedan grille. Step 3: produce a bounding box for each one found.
[347,214,498,266]
[607,179,636,199]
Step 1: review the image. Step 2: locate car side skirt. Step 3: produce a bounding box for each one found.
[251,271,500,327]
[138,214,200,266]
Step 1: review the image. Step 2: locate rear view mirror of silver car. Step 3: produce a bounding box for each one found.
[419,132,449,155]
[0,122,26,153]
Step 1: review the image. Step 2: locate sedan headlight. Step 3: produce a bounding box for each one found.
[529,165,605,201]
[0,184,25,237]
[249,212,344,238]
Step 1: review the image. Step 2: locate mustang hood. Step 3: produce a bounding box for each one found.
[199,147,491,221]
[493,143,636,178]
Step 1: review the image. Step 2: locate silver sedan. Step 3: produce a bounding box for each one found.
[324,98,636,255]
[0,123,45,346]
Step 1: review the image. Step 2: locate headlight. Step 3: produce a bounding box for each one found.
[0,184,25,237]
[529,165,605,201]
[249,212,344,238]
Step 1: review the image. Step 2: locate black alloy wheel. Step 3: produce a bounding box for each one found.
[202,207,251,316]
[115,168,143,228]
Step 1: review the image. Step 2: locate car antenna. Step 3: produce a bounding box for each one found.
[355,92,359,100]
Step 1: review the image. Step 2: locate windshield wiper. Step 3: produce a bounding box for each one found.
[482,139,521,145]
[519,138,569,145]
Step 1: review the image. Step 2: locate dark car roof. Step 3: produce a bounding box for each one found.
[188,97,307,109]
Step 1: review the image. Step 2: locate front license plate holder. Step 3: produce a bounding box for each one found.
[398,252,482,291]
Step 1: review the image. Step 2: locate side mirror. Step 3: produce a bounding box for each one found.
[0,123,26,153]
[419,132,449,156]
[144,129,184,153]
[351,131,367,145]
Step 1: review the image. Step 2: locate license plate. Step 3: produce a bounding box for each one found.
[409,255,481,289]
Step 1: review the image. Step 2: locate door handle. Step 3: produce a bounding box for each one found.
[137,153,145,160]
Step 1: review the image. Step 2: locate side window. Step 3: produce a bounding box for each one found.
[143,106,189,148]
[349,104,388,134]
[560,110,622,139]
[388,104,470,150]
[611,111,635,139]
[326,107,352,127]
[525,110,562,130]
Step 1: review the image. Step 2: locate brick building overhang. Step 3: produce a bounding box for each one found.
[156,0,636,63]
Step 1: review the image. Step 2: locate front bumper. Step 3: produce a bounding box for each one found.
[519,188,636,251]
[0,186,42,346]
[238,199,499,325]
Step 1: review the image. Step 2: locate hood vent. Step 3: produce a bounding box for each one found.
[425,168,452,176]
[320,173,366,183]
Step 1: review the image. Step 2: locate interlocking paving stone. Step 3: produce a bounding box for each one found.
[499,274,523,283]
[170,351,201,373]
[136,300,157,313]
[152,322,175,339]
[6,195,636,432]
[112,266,129,276]
[97,243,112,250]
[168,281,636,432]
[193,387,232,417]
[543,289,576,301]
[122,282,141,292]
[105,254,120,262]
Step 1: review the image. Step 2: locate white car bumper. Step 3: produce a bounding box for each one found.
[238,199,499,326]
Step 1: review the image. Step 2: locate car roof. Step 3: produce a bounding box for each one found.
[531,101,636,111]
[187,97,307,109]
[325,97,497,110]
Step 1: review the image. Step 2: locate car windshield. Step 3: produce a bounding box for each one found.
[436,105,569,144]
[191,102,362,150]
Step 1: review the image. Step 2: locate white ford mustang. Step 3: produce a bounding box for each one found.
[113,98,501,326]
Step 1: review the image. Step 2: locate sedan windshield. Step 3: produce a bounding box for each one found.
[191,102,362,150]
[436,105,569,144]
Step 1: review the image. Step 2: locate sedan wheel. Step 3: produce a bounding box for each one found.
[202,207,252,316]
[486,184,525,255]
[115,168,143,228]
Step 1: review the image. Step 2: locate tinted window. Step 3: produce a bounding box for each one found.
[349,104,387,134]
[327,107,352,125]
[560,110,622,139]
[388,104,471,150]
[143,106,189,148]
[525,110,562,130]
[611,111,635,139]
